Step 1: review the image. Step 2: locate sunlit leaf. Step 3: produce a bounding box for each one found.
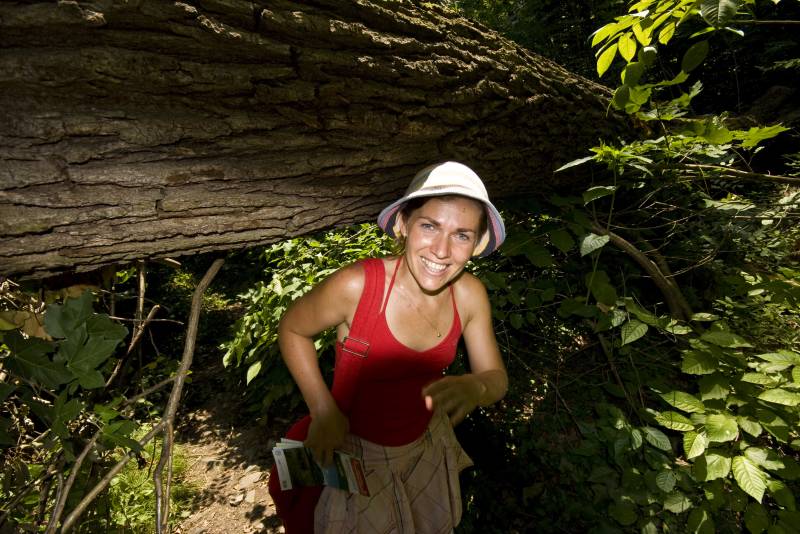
[766,479,796,511]
[580,233,610,256]
[660,391,705,413]
[658,21,676,44]
[597,43,619,77]
[642,426,672,451]
[618,33,637,61]
[620,320,648,346]
[758,388,800,406]
[655,470,677,492]
[737,417,762,438]
[246,360,262,385]
[698,451,732,481]
[732,455,766,502]
[655,411,695,431]
[684,431,709,459]
[663,490,692,513]
[700,0,741,27]
[755,350,800,366]
[682,350,717,375]
[740,124,789,149]
[700,330,752,348]
[705,413,738,442]
[555,155,595,172]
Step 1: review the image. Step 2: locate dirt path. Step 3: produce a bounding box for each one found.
[172,348,289,534]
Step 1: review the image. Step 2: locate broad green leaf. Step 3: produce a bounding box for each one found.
[609,501,638,526]
[700,0,741,27]
[620,320,648,346]
[583,186,617,205]
[744,447,785,471]
[737,416,763,438]
[741,372,780,386]
[767,479,796,511]
[52,396,84,439]
[44,291,94,338]
[618,33,637,62]
[642,426,672,451]
[663,490,692,513]
[632,22,652,46]
[655,470,677,493]
[4,332,70,389]
[699,373,729,400]
[76,369,106,389]
[525,245,554,268]
[793,366,800,384]
[744,502,770,534]
[732,455,766,502]
[684,431,709,459]
[655,411,695,431]
[681,40,710,73]
[597,43,619,77]
[740,124,790,149]
[700,330,752,348]
[585,271,617,307]
[682,350,718,375]
[755,350,800,366]
[66,335,121,373]
[85,314,128,343]
[758,388,800,406]
[658,21,676,44]
[580,233,610,256]
[660,391,705,413]
[687,506,715,534]
[613,85,631,109]
[698,451,732,481]
[549,229,575,253]
[638,45,657,64]
[705,413,738,442]
[590,22,620,47]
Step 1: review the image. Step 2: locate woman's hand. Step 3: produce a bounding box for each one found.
[305,404,349,467]
[422,375,485,426]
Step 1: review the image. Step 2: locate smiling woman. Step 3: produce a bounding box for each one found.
[268,161,508,533]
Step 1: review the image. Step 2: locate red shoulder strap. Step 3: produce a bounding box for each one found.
[330,258,384,413]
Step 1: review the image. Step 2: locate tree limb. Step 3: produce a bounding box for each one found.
[153,258,224,533]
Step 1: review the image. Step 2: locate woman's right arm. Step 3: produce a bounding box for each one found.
[277,263,364,466]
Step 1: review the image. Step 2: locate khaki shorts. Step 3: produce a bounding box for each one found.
[314,411,473,534]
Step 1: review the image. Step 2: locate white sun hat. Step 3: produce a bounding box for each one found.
[377,161,506,257]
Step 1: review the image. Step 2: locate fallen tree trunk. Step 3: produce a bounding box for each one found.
[0,0,629,279]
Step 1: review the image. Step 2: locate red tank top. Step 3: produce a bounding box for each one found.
[343,258,461,446]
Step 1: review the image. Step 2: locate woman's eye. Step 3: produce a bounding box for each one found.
[421,223,435,231]
[456,233,472,242]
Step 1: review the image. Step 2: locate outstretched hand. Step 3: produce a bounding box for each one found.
[305,405,349,467]
[422,375,485,426]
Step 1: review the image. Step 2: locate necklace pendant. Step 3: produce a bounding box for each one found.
[436,331,442,338]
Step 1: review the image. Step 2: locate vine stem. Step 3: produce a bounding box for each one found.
[154,258,224,533]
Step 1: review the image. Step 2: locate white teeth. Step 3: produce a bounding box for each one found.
[421,257,446,273]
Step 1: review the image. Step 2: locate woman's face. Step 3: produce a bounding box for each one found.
[397,196,484,294]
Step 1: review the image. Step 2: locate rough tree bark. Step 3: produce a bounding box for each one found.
[0,0,630,279]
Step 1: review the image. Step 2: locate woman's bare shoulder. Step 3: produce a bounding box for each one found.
[453,270,490,319]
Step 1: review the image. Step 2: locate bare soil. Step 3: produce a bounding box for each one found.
[172,348,289,534]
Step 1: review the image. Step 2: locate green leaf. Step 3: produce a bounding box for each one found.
[586,271,617,307]
[740,124,790,149]
[525,245,554,268]
[732,455,767,503]
[622,62,646,86]
[663,490,692,513]
[583,186,617,205]
[76,369,106,389]
[620,320,648,346]
[682,350,718,375]
[4,332,70,388]
[737,417,763,438]
[700,0,741,27]
[246,360,262,385]
[744,447,785,471]
[744,502,770,534]
[658,21,676,44]
[681,40,710,73]
[699,373,730,400]
[700,330,752,348]
[660,391,705,413]
[580,233,610,256]
[697,451,732,481]
[613,85,631,109]
[756,351,800,366]
[687,505,715,534]
[793,366,800,384]
[642,426,672,451]
[609,501,638,526]
[618,33,637,62]
[655,411,695,432]
[684,431,709,459]
[741,373,780,386]
[555,155,595,172]
[52,395,84,439]
[705,413,739,442]
[655,470,677,493]
[638,45,657,64]
[597,43,618,78]
[44,291,94,338]
[758,388,800,406]
[0,382,16,404]
[549,229,575,253]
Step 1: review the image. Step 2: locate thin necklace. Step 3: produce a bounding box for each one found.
[396,258,444,338]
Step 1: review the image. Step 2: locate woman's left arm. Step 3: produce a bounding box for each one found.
[422,274,508,425]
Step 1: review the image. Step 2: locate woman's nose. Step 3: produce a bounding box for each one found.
[431,233,450,258]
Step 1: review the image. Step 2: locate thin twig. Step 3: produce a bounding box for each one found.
[60,421,166,533]
[45,434,99,534]
[154,258,224,533]
[105,304,162,388]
